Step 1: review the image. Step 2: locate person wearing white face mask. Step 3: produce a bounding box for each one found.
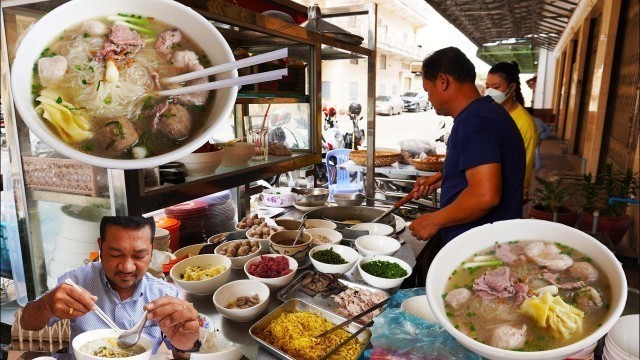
[486,62,538,200]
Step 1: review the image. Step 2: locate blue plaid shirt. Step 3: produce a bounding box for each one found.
[44,262,177,354]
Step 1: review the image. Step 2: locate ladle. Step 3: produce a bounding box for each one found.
[116,310,148,349]
[291,218,307,246]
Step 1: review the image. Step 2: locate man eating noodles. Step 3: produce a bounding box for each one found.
[20,216,201,357]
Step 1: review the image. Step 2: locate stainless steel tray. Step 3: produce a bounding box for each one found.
[277,270,389,318]
[249,298,371,360]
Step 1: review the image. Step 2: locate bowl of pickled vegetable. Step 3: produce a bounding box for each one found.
[357,255,412,289]
[309,244,359,275]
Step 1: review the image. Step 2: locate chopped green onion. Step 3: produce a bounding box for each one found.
[81,79,87,85]
[103,95,112,105]
[83,32,89,38]
[161,113,176,118]
[112,14,150,26]
[56,96,63,104]
[472,255,495,262]
[112,20,153,35]
[97,80,102,91]
[462,260,503,269]
[74,65,81,70]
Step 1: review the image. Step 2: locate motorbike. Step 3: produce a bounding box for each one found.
[343,102,365,150]
[321,106,344,152]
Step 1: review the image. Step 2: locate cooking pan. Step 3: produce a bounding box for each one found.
[304,206,396,230]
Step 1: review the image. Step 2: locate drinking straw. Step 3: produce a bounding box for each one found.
[261,104,271,133]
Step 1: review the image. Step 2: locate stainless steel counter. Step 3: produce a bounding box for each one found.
[179,205,423,360]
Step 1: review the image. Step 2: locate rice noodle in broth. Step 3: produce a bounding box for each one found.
[443,240,610,352]
[79,338,146,358]
[32,14,213,159]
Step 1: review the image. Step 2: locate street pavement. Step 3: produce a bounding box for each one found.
[334,108,453,152]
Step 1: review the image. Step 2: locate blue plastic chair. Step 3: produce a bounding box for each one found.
[325,149,363,200]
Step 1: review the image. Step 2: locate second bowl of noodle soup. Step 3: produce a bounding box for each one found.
[425,219,627,360]
[72,329,152,360]
[10,0,237,169]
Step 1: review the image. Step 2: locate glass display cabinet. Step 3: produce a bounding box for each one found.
[0,0,376,299]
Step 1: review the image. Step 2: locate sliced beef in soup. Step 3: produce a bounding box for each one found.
[495,243,526,264]
[541,271,585,289]
[95,25,144,61]
[489,324,527,350]
[155,29,182,57]
[38,56,68,86]
[148,99,169,127]
[100,118,139,154]
[149,70,161,89]
[473,267,529,303]
[80,20,108,36]
[157,104,191,140]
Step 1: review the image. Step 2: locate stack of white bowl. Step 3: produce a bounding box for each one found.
[154,228,171,252]
[603,315,639,360]
[47,205,106,289]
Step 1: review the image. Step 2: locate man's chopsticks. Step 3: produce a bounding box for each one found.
[315,297,388,338]
[161,48,288,84]
[157,68,288,96]
[64,278,123,334]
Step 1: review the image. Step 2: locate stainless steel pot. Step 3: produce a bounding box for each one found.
[292,188,329,207]
[304,206,396,229]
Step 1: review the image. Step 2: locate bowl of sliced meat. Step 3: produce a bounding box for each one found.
[426,219,627,360]
[10,0,237,169]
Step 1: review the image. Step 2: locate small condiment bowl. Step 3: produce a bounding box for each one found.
[358,254,412,289]
[309,244,359,275]
[244,254,298,290]
[306,228,342,247]
[355,235,401,257]
[401,295,437,323]
[333,192,365,206]
[212,280,270,322]
[304,219,337,230]
[173,243,207,259]
[268,230,313,264]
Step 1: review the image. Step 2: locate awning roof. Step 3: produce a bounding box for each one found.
[424,0,579,70]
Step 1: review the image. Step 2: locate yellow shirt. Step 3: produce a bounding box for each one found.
[509,104,538,196]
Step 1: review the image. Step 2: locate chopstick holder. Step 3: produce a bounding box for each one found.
[64,278,123,334]
[315,297,389,339]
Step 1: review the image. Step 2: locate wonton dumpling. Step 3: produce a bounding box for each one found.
[519,292,584,340]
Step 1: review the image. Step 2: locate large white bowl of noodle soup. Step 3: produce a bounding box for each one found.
[10,0,237,169]
[72,329,152,360]
[425,219,627,360]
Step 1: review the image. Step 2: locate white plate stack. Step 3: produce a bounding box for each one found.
[154,228,171,252]
[201,191,237,236]
[47,205,107,289]
[603,315,639,360]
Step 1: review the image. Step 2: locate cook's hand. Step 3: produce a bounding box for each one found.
[411,176,442,200]
[146,296,199,351]
[409,213,440,241]
[46,282,97,320]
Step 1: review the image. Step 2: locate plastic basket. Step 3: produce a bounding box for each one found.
[22,157,107,196]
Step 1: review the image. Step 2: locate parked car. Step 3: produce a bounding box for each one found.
[401,91,429,112]
[375,95,403,116]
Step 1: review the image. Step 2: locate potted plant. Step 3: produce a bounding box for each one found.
[528,176,577,226]
[579,164,638,245]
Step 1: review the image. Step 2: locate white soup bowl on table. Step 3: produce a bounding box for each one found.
[304,219,337,230]
[306,228,342,247]
[72,329,152,360]
[214,239,261,269]
[355,235,401,257]
[350,222,394,236]
[425,219,627,360]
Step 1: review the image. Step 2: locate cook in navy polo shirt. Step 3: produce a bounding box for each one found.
[440,96,525,242]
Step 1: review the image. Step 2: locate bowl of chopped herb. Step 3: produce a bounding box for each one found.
[358,255,412,289]
[309,244,359,275]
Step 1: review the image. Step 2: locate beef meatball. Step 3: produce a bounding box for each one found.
[157,104,191,140]
[566,262,599,283]
[100,118,139,154]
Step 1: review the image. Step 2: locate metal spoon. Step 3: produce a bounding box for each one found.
[291,218,307,246]
[117,310,148,349]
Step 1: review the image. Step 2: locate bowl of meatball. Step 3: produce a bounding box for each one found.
[214,239,261,269]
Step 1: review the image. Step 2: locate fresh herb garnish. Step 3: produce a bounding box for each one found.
[83,32,89,38]
[161,113,176,118]
[56,96,63,104]
[103,95,112,105]
[360,260,408,279]
[97,80,102,91]
[74,65,81,70]
[82,79,87,85]
[104,120,125,139]
[311,248,347,265]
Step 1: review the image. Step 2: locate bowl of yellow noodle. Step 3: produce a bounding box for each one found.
[170,254,231,295]
[73,329,152,360]
[10,0,237,169]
